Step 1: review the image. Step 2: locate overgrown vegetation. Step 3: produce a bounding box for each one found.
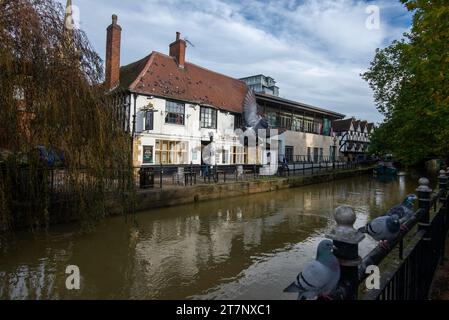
[0,0,134,232]
[363,0,449,166]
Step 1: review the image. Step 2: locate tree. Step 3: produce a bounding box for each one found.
[363,0,449,165]
[0,0,134,231]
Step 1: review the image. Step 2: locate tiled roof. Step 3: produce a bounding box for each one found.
[118,51,248,113]
[332,118,353,132]
[360,120,368,131]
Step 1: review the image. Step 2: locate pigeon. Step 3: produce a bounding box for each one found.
[284,240,340,300]
[358,215,401,249]
[243,89,269,133]
[386,194,417,221]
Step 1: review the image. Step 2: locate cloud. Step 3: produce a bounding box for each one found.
[62,0,412,123]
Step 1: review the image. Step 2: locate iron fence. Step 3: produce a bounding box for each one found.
[326,169,449,300]
[361,175,448,300]
[135,161,364,189]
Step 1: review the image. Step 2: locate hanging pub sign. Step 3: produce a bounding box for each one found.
[143,146,153,164]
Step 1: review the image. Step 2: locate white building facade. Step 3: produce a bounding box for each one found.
[104,16,346,169]
[131,95,245,166]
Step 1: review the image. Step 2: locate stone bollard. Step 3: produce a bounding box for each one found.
[416,178,432,236]
[416,178,434,296]
[439,170,448,202]
[326,205,365,300]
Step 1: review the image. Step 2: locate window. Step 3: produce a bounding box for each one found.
[307,147,311,162]
[144,111,154,131]
[231,146,247,164]
[165,101,185,125]
[200,107,217,129]
[285,146,294,163]
[266,112,278,127]
[222,148,228,164]
[304,118,314,133]
[143,146,153,164]
[313,147,319,163]
[280,113,292,130]
[313,122,322,134]
[292,117,303,132]
[155,140,188,164]
[234,114,244,129]
[330,146,336,161]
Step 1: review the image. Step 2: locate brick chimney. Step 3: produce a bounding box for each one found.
[169,32,186,68]
[105,14,121,90]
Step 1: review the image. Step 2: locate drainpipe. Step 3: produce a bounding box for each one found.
[131,92,137,167]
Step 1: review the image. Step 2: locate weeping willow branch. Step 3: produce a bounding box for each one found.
[0,0,135,232]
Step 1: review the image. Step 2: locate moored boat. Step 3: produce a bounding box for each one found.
[373,156,398,177]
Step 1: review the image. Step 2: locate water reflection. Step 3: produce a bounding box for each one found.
[0,173,423,300]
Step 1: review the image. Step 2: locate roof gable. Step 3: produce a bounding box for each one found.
[354,120,361,132]
[360,121,368,133]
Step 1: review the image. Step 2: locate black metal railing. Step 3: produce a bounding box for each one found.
[325,169,449,300]
[2,161,372,210]
[360,174,448,300]
[135,161,367,189]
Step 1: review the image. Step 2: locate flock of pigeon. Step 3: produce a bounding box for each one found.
[284,194,418,300]
[242,89,419,300]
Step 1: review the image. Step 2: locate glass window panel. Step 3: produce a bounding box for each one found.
[165,101,185,125]
[201,107,217,129]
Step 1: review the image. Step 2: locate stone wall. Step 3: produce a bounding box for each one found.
[118,167,373,214]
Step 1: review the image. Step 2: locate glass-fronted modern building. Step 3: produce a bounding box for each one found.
[240,74,280,97]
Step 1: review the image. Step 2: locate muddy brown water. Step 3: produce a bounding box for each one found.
[0,172,426,300]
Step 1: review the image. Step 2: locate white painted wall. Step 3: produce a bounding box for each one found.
[283,131,338,159]
[130,94,242,166]
[128,94,351,166]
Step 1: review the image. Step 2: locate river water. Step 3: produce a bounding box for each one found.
[0,172,426,300]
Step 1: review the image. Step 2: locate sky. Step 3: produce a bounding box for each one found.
[59,0,413,123]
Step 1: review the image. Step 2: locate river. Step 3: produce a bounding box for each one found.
[0,172,426,300]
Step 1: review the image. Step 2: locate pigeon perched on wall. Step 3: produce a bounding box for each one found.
[386,194,417,221]
[284,240,340,300]
[358,215,401,249]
